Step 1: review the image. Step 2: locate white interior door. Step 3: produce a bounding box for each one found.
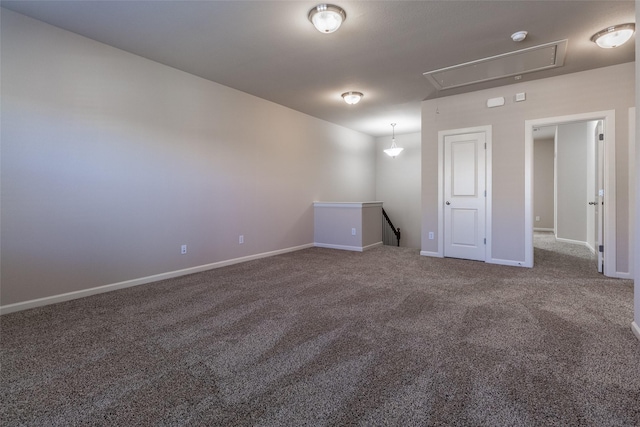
[444,132,486,261]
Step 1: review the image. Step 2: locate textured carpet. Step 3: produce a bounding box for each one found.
[1,234,638,426]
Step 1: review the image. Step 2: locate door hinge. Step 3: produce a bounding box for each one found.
[484,190,487,197]
[598,245,604,253]
[599,133,604,141]
[484,142,487,149]
[484,238,486,245]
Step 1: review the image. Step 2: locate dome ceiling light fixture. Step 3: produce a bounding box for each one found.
[308,4,346,34]
[341,91,363,105]
[384,123,404,158]
[591,23,635,48]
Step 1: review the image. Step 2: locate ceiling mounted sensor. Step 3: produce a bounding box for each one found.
[511,31,528,42]
[591,23,635,48]
[308,4,346,34]
[423,39,568,90]
[341,91,363,105]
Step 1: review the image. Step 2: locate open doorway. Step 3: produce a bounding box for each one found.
[524,110,616,277]
[533,121,603,272]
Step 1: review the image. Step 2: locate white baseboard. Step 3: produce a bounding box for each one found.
[314,243,362,252]
[487,258,529,268]
[420,250,442,257]
[363,241,383,251]
[632,321,640,343]
[615,271,633,279]
[420,251,528,267]
[0,243,314,315]
[533,228,554,232]
[314,241,382,252]
[555,237,589,247]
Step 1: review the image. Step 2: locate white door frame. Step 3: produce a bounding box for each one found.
[628,107,635,278]
[525,110,616,277]
[437,125,492,262]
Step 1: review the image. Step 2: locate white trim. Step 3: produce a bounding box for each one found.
[615,271,632,280]
[363,242,383,251]
[534,233,596,253]
[313,202,383,209]
[314,241,382,252]
[437,131,445,257]
[487,258,527,267]
[525,110,616,276]
[524,120,534,267]
[554,126,559,243]
[437,125,492,261]
[420,250,443,257]
[485,127,493,264]
[533,228,554,232]
[632,321,640,343]
[629,107,635,277]
[0,243,314,315]
[556,237,591,247]
[553,237,596,256]
[314,243,362,251]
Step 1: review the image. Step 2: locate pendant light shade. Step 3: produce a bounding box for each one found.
[384,123,404,158]
[591,23,635,48]
[308,4,346,34]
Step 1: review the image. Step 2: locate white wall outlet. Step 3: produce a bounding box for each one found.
[535,216,540,222]
[181,244,187,254]
[428,232,434,240]
[351,228,356,236]
[239,235,244,244]
[515,92,526,102]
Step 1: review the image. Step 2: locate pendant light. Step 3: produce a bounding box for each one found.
[384,123,403,158]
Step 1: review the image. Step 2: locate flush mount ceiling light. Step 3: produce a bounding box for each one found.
[591,23,635,48]
[384,123,403,158]
[308,4,346,34]
[341,91,363,105]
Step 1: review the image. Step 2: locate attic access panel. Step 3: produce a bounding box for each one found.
[423,40,568,90]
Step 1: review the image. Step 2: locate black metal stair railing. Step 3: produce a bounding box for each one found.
[382,208,401,247]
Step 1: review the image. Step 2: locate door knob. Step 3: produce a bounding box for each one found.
[446,201,450,205]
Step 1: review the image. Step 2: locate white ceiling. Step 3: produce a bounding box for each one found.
[1,1,635,137]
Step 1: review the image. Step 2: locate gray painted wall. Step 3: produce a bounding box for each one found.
[1,10,376,306]
[362,205,383,248]
[375,132,421,249]
[421,62,634,272]
[533,138,554,230]
[313,203,382,250]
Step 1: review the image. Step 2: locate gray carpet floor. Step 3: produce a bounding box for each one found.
[1,233,639,426]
